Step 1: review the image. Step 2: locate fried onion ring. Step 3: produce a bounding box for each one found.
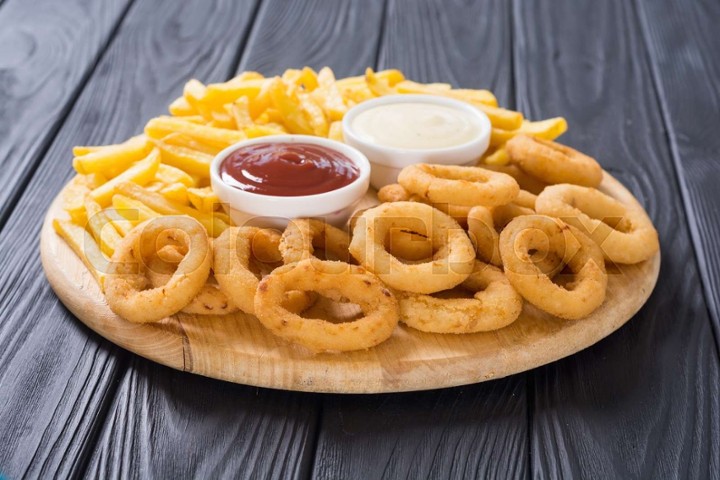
[377,183,472,226]
[536,184,659,264]
[214,226,314,314]
[506,135,603,187]
[146,249,238,315]
[349,201,475,293]
[483,164,548,195]
[499,215,607,320]
[105,216,212,323]
[398,163,519,207]
[254,259,399,352]
[396,261,523,333]
[279,218,352,263]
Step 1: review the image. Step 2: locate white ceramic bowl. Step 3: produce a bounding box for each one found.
[210,135,370,229]
[342,94,492,189]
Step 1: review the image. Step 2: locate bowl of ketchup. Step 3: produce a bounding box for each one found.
[211,135,371,228]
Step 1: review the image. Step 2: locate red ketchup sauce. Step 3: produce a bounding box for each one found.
[219,142,359,196]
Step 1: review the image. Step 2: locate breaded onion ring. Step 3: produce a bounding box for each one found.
[105,216,212,323]
[506,135,603,187]
[254,259,399,352]
[396,261,523,333]
[214,226,314,314]
[377,184,471,226]
[146,249,238,315]
[499,215,607,320]
[349,202,475,294]
[467,206,502,266]
[398,164,519,207]
[536,184,660,264]
[279,218,352,263]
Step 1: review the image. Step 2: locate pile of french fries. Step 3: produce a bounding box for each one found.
[53,66,567,288]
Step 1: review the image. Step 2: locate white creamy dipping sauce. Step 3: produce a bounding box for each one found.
[350,102,483,150]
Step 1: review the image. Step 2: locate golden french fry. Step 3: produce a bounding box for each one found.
[156,164,195,187]
[490,128,515,148]
[187,186,219,213]
[89,148,160,206]
[145,116,245,148]
[299,66,319,91]
[365,68,395,96]
[72,135,152,176]
[518,117,568,140]
[159,182,189,204]
[395,80,498,107]
[269,78,314,134]
[481,148,510,166]
[226,71,265,83]
[84,196,123,256]
[111,194,161,223]
[63,177,91,225]
[168,96,196,116]
[476,104,523,130]
[328,121,343,141]
[204,78,266,107]
[229,97,253,130]
[313,67,347,120]
[103,207,135,236]
[243,124,286,138]
[160,133,222,155]
[52,219,107,288]
[154,139,214,177]
[116,182,229,237]
[183,79,212,119]
[299,94,329,137]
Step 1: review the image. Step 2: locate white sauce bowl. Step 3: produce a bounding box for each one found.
[342,94,492,189]
[210,135,370,229]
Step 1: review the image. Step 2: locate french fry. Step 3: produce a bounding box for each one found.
[328,121,343,142]
[84,196,123,256]
[89,148,161,206]
[160,133,222,155]
[116,182,229,237]
[489,117,568,148]
[476,104,523,130]
[490,128,515,148]
[299,66,319,91]
[249,79,274,119]
[145,116,245,148]
[52,219,107,288]
[103,207,135,236]
[168,96,196,116]
[72,135,152,176]
[156,164,195,187]
[365,68,395,97]
[154,139,214,177]
[313,67,347,120]
[229,96,253,130]
[187,186,220,213]
[269,78,314,134]
[481,148,510,166]
[183,79,212,119]
[159,183,189,204]
[204,78,266,107]
[226,71,265,83]
[112,194,161,223]
[243,124,287,138]
[395,80,498,107]
[299,94,329,136]
[63,178,91,225]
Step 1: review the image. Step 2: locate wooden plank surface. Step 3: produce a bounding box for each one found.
[512,0,720,478]
[85,359,320,479]
[0,0,265,477]
[635,0,720,349]
[0,0,131,229]
[311,1,530,478]
[83,0,386,478]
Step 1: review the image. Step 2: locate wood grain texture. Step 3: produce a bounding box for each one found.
[635,0,720,350]
[42,173,660,392]
[513,0,720,478]
[312,1,530,478]
[84,358,320,479]
[239,0,385,78]
[0,0,263,477]
[0,0,130,229]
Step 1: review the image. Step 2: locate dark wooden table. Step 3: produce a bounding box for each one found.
[1,0,718,478]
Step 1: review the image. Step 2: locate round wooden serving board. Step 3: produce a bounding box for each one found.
[41,172,659,393]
